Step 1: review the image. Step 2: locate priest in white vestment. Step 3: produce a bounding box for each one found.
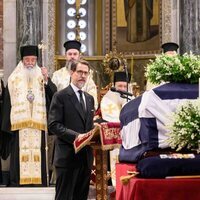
[50,40,98,109]
[1,45,55,186]
[100,71,133,187]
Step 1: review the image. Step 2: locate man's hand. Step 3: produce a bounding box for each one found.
[77,133,87,140]
[41,67,49,82]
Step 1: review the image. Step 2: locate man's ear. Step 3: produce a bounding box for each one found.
[69,70,73,76]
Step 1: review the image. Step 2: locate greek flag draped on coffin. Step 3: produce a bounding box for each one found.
[119,83,199,163]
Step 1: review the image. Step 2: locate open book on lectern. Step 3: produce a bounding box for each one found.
[73,122,121,153]
[73,125,100,153]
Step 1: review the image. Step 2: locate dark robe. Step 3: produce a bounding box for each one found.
[0,79,5,184]
[1,78,56,187]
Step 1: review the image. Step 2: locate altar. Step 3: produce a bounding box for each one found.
[116,163,200,200]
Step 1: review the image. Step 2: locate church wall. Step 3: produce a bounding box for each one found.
[0,0,182,85]
[3,0,16,83]
[162,0,179,46]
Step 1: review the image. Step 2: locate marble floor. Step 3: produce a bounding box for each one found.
[0,185,115,200]
[0,187,55,200]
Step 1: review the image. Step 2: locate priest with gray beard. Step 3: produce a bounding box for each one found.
[1,45,56,186]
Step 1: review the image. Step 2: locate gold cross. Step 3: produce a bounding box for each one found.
[102,104,116,114]
[13,76,22,86]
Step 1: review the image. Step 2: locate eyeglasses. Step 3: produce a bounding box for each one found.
[75,70,90,76]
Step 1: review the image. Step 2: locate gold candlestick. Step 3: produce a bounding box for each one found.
[76,0,81,11]
[131,53,134,82]
[75,0,82,41]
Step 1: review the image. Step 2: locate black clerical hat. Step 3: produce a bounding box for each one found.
[161,42,179,53]
[20,45,39,59]
[114,71,131,83]
[63,40,81,52]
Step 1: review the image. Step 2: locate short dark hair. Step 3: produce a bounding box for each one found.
[70,59,90,72]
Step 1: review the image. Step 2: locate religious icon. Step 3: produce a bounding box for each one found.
[112,0,161,54]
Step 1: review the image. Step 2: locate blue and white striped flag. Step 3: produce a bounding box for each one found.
[119,83,199,163]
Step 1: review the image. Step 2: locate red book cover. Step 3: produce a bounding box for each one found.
[73,122,121,153]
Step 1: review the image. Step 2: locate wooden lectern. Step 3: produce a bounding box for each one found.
[74,122,121,200]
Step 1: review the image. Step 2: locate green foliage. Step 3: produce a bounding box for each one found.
[167,100,200,151]
[146,52,200,84]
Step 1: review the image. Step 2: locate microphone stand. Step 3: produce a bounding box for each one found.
[120,94,131,101]
[123,63,129,102]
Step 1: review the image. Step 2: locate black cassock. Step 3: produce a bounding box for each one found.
[0,79,5,184]
[1,78,56,186]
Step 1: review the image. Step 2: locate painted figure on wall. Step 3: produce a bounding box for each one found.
[124,0,153,42]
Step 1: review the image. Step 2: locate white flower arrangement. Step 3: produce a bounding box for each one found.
[167,99,200,151]
[146,52,200,84]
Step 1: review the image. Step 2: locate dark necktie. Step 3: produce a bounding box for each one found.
[78,90,86,114]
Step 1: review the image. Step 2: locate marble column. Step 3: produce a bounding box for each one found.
[16,0,42,62]
[162,0,179,47]
[180,0,200,54]
[3,0,17,83]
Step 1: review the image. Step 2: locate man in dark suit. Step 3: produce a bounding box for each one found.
[48,59,95,200]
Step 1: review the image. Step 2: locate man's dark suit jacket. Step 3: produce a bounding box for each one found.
[48,85,95,169]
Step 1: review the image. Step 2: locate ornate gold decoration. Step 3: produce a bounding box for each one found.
[132,82,141,97]
[102,49,127,77]
[75,0,81,10]
[75,0,82,41]
[97,184,101,190]
[96,164,101,170]
[96,174,101,180]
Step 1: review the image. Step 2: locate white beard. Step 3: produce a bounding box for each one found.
[23,66,37,83]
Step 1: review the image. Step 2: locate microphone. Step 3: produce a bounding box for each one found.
[110,87,133,97]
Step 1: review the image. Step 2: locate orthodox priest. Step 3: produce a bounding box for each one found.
[101,71,133,122]
[50,40,98,109]
[100,71,133,187]
[1,45,56,186]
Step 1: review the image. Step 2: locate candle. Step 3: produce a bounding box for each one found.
[131,53,134,82]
